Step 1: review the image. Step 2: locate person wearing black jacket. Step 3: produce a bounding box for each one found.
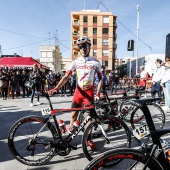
[110,69,119,93]
[29,64,42,106]
[0,69,9,100]
[9,70,20,99]
[21,70,29,98]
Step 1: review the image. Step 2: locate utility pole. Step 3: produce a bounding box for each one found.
[53,30,58,46]
[49,32,51,45]
[136,5,140,75]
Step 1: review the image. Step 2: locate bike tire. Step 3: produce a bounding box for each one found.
[82,117,131,165]
[8,115,58,166]
[84,148,164,170]
[131,102,165,130]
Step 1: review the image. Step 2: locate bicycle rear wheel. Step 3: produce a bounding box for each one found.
[8,115,57,166]
[82,117,131,164]
[84,148,163,170]
[131,103,165,130]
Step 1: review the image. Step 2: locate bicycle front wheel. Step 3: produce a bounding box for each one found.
[84,148,163,170]
[8,115,57,166]
[82,117,131,162]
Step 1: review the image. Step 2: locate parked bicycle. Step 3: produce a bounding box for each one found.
[79,87,165,132]
[8,92,131,166]
[84,98,170,170]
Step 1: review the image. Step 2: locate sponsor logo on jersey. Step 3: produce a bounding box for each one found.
[76,65,93,69]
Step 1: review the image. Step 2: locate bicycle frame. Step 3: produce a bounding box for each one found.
[41,92,108,147]
[130,98,170,169]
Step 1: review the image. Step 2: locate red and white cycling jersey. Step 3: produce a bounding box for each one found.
[67,56,102,90]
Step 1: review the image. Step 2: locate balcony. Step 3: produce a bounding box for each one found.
[72,32,79,40]
[73,14,79,20]
[113,22,117,28]
[113,33,117,39]
[73,43,79,51]
[73,21,79,29]
[113,44,117,49]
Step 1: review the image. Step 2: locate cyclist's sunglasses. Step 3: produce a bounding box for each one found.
[79,44,89,49]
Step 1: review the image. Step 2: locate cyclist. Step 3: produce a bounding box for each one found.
[49,36,103,150]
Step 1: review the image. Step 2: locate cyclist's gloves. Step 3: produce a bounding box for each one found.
[49,88,58,96]
[94,94,100,101]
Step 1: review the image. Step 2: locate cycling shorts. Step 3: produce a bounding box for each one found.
[71,85,94,108]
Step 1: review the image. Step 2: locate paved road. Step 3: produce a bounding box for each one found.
[1,92,170,170]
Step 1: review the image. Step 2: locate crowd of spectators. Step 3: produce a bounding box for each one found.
[0,59,170,110]
[0,67,77,100]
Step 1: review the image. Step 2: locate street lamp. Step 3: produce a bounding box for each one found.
[136,5,140,75]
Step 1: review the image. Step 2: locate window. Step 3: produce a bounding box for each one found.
[73,41,77,46]
[93,17,97,23]
[74,51,78,55]
[83,28,88,34]
[73,30,78,36]
[102,39,109,45]
[93,39,97,45]
[103,17,109,23]
[102,50,108,56]
[93,28,97,34]
[83,16,88,23]
[73,20,79,25]
[102,28,109,34]
[102,61,108,66]
[93,50,97,56]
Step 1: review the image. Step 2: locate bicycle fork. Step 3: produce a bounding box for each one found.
[98,124,110,144]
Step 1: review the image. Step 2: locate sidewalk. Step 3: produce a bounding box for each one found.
[0,91,168,170]
[0,95,91,170]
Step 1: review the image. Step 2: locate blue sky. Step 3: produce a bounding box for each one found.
[0,0,170,59]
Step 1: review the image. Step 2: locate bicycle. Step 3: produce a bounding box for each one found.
[84,97,170,170]
[79,87,165,132]
[8,92,131,166]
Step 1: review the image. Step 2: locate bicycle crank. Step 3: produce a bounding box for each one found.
[55,141,71,156]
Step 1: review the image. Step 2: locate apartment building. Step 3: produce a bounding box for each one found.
[39,45,62,72]
[71,9,117,70]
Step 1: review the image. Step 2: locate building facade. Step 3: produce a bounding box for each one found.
[71,10,117,70]
[39,45,62,72]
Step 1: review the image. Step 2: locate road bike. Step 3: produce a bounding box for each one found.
[84,97,170,170]
[79,87,165,133]
[8,92,131,166]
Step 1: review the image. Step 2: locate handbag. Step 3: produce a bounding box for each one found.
[24,80,34,88]
[0,80,8,88]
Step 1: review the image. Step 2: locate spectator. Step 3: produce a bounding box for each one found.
[139,66,147,89]
[101,65,107,94]
[69,71,76,95]
[151,58,165,103]
[0,69,9,100]
[16,70,22,96]
[55,71,61,93]
[20,70,29,98]
[46,70,56,90]
[161,58,170,112]
[9,70,20,99]
[60,71,67,97]
[139,66,148,98]
[41,72,47,92]
[29,64,42,106]
[110,69,119,93]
